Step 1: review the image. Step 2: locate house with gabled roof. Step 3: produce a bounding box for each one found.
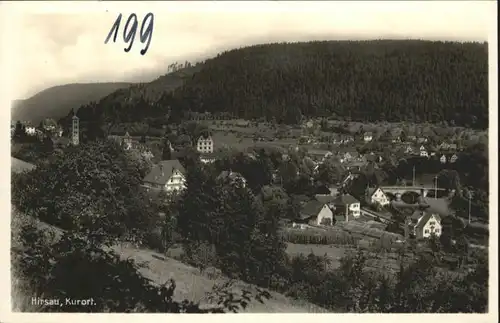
[297,200,334,226]
[449,153,459,163]
[142,159,186,194]
[197,134,214,154]
[333,193,361,221]
[407,208,442,239]
[363,132,373,142]
[419,145,429,158]
[365,187,390,206]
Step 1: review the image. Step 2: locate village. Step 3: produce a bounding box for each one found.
[12,113,488,271]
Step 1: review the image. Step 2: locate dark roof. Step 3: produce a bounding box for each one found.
[197,134,213,140]
[333,194,359,205]
[300,200,327,219]
[366,187,377,197]
[315,195,336,204]
[143,159,185,185]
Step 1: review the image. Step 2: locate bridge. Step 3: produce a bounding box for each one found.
[380,186,447,198]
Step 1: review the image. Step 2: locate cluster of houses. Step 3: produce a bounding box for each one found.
[11,120,63,139]
[131,129,446,241]
[293,184,443,240]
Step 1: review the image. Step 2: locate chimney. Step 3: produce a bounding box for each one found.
[160,164,164,176]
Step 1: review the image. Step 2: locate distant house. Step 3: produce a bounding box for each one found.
[449,143,458,151]
[217,170,247,188]
[309,149,331,162]
[450,153,458,163]
[438,142,451,151]
[123,132,133,150]
[338,149,359,163]
[196,134,214,154]
[25,125,36,136]
[417,137,428,144]
[408,209,442,239]
[134,143,154,161]
[363,132,373,142]
[142,159,186,194]
[297,200,334,226]
[440,154,447,164]
[333,194,361,220]
[366,187,390,206]
[405,145,414,154]
[407,135,417,142]
[419,145,429,158]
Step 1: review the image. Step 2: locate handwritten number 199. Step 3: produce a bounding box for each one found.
[104,13,154,55]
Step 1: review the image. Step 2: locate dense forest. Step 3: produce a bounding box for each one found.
[63,40,489,129]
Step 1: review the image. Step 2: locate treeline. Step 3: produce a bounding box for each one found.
[64,40,488,129]
[173,40,488,128]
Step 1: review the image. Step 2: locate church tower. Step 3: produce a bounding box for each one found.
[72,115,80,146]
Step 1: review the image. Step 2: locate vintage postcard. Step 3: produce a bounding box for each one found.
[0,1,497,322]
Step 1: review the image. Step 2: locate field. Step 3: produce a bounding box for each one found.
[286,243,347,269]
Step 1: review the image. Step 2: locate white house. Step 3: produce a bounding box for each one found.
[142,159,186,194]
[405,145,414,154]
[333,194,361,220]
[298,200,334,226]
[197,134,214,154]
[450,154,458,163]
[419,145,429,158]
[408,209,442,239]
[363,132,373,142]
[25,125,36,136]
[366,187,390,206]
[123,132,133,150]
[440,154,447,164]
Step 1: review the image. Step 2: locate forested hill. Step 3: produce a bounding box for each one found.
[172,40,488,128]
[68,40,488,129]
[12,83,133,123]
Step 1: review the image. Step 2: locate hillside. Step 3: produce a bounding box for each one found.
[58,64,202,127]
[11,209,326,313]
[12,82,133,123]
[172,40,488,128]
[65,40,488,129]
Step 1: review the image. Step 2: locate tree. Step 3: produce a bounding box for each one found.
[436,169,461,192]
[12,121,28,143]
[12,210,268,313]
[161,138,172,160]
[11,140,154,245]
[316,159,342,185]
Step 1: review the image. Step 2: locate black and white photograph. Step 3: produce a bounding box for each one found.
[1,0,497,320]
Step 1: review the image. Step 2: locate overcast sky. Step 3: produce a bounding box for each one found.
[0,1,496,100]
